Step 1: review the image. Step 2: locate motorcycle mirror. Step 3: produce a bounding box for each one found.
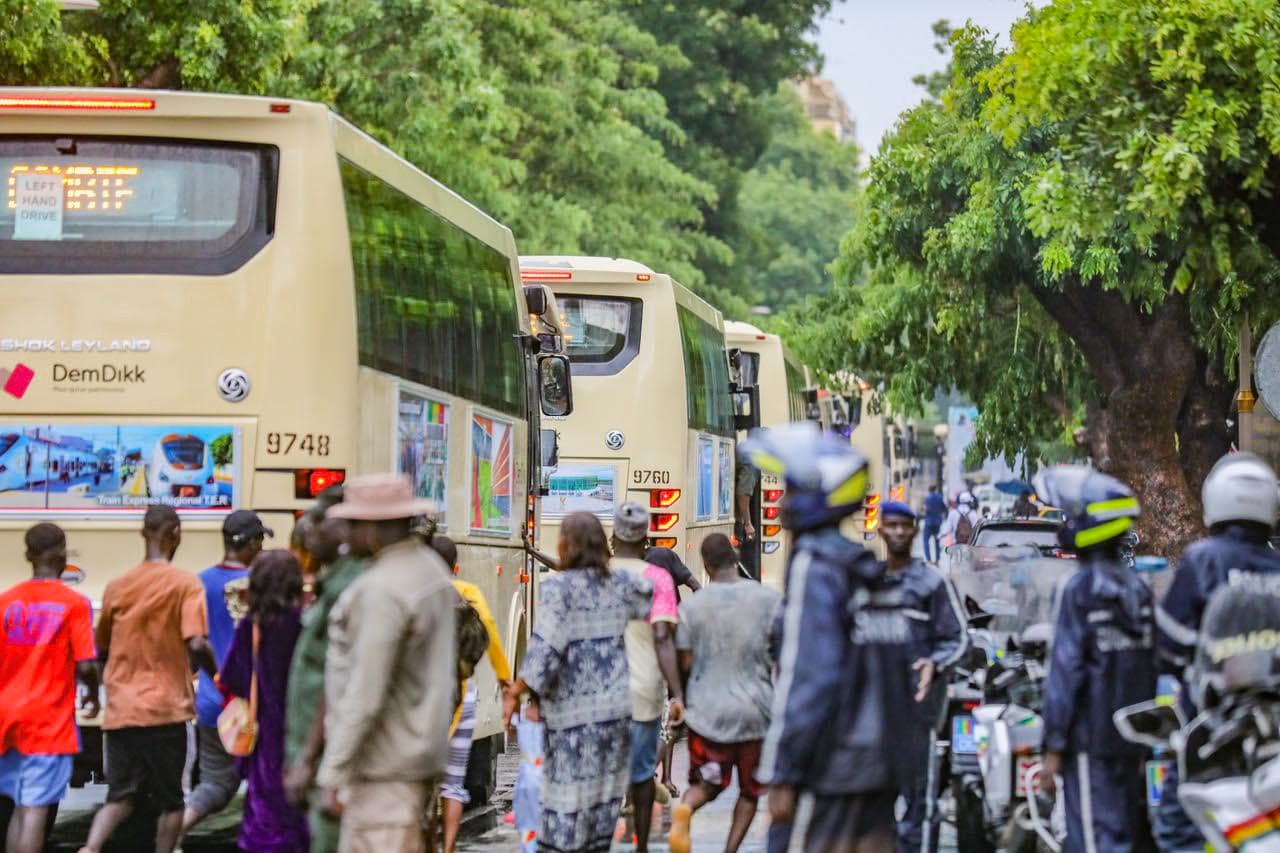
[1112,699,1183,749]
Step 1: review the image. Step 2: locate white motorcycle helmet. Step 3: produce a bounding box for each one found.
[1202,452,1279,529]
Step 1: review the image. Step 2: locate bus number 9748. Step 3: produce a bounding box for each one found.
[265,432,331,456]
[632,469,671,485]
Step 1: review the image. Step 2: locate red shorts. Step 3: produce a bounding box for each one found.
[687,732,764,800]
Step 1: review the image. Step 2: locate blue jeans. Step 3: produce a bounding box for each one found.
[923,522,941,562]
[629,718,661,784]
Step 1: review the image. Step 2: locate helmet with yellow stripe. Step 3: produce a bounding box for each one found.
[740,422,870,533]
[1033,465,1140,552]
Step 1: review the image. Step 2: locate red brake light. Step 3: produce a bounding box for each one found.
[520,269,573,281]
[649,488,681,508]
[650,513,679,532]
[636,274,651,282]
[763,506,780,520]
[294,468,347,499]
[269,103,291,113]
[763,489,784,503]
[0,95,155,111]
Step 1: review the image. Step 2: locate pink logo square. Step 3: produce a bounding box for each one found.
[1,364,35,399]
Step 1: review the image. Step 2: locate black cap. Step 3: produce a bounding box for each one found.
[222,510,273,545]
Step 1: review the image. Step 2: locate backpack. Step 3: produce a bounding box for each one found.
[955,511,975,545]
[455,594,490,683]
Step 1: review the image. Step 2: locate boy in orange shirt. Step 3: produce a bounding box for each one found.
[0,523,99,853]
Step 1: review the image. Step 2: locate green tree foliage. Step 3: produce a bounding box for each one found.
[615,0,835,302]
[1,0,299,90]
[209,433,233,467]
[0,0,843,316]
[797,2,1280,554]
[732,87,859,311]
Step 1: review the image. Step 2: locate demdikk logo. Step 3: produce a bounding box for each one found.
[0,363,34,399]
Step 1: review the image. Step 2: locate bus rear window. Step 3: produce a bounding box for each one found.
[0,137,276,274]
[561,296,642,376]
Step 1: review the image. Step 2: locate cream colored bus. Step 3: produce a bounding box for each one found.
[0,88,570,788]
[521,257,739,572]
[723,320,806,588]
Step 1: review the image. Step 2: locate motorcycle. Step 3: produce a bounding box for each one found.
[946,550,1079,852]
[1116,582,1280,850]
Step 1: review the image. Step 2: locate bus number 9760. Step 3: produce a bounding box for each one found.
[632,469,671,485]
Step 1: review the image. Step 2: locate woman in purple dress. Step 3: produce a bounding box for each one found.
[220,549,309,851]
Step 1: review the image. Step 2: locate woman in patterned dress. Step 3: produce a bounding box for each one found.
[504,512,653,853]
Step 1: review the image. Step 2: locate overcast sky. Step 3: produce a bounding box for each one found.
[814,0,1029,154]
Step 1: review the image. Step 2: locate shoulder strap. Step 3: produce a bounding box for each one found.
[249,621,259,719]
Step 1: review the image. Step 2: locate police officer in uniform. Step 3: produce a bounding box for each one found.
[1154,452,1280,851]
[1037,466,1156,853]
[877,500,967,853]
[743,424,914,853]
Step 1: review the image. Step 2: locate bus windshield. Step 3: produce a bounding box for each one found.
[560,296,641,375]
[0,137,274,274]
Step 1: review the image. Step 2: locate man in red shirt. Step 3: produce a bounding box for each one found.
[0,523,99,853]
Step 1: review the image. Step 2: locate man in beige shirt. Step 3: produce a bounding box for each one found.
[316,474,456,853]
[80,505,217,853]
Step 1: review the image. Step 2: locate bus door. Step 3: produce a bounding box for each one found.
[729,348,761,578]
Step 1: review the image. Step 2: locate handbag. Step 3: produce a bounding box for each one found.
[217,621,259,757]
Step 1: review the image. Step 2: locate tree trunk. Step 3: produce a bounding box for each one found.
[1031,283,1207,556]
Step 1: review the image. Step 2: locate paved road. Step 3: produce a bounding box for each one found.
[459,739,957,852]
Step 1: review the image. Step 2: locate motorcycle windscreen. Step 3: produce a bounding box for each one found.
[950,551,1078,645]
[1192,583,1280,709]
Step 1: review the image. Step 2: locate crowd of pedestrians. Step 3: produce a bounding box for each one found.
[8,434,1263,853]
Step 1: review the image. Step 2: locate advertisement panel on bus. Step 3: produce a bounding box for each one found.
[0,423,238,513]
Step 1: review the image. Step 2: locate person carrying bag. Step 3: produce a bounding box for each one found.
[218,623,259,757]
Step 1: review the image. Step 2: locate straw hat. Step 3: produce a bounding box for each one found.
[326,473,437,521]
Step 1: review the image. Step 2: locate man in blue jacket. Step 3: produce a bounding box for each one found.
[744,424,914,853]
[1153,452,1280,852]
[1038,466,1156,853]
[878,500,966,853]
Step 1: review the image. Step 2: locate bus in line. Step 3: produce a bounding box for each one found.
[0,88,571,791]
[521,257,743,574]
[723,320,807,589]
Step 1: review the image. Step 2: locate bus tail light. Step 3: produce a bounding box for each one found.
[763,524,782,538]
[520,269,573,281]
[763,489,784,503]
[0,95,156,111]
[763,506,780,520]
[650,513,679,532]
[294,468,347,499]
[865,493,880,532]
[649,489,681,508]
[763,542,781,554]
[650,537,678,549]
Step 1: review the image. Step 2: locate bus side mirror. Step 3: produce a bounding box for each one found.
[524,284,551,316]
[540,428,560,469]
[845,394,862,429]
[538,355,573,417]
[733,388,760,431]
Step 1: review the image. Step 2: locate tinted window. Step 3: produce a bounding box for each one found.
[341,160,525,416]
[677,305,733,436]
[560,296,642,376]
[0,137,274,274]
[784,357,807,421]
[972,525,1060,549]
